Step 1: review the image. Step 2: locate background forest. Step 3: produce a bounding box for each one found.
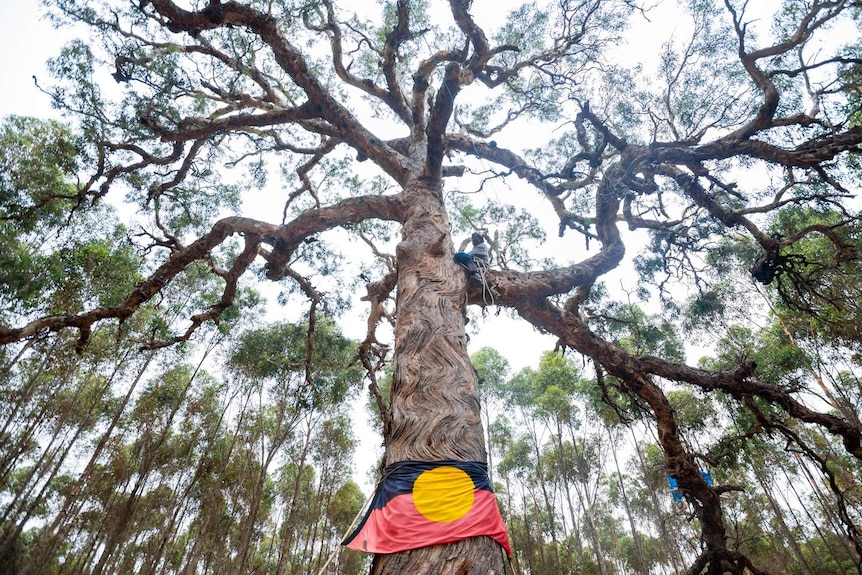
[2,0,862,574]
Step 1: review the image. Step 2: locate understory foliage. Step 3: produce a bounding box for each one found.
[2,0,862,573]
[0,289,369,575]
[474,343,862,575]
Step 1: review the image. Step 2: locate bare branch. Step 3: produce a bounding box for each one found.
[143,231,262,349]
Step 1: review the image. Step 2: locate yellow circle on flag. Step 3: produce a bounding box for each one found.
[413,466,475,523]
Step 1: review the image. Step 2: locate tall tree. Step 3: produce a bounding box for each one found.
[4,1,862,572]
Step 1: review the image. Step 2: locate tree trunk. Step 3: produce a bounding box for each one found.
[569,428,610,575]
[788,453,860,565]
[782,464,859,571]
[482,394,494,486]
[629,428,686,573]
[231,441,282,575]
[750,463,812,573]
[23,349,152,575]
[90,362,201,575]
[607,428,646,575]
[371,179,506,574]
[0,337,50,444]
[144,387,235,575]
[276,418,315,575]
[553,427,585,575]
[529,423,562,573]
[0,351,67,485]
[575,483,609,575]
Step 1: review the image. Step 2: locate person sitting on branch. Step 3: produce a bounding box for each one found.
[454,232,489,286]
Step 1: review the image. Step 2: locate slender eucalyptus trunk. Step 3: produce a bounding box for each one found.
[527,421,562,573]
[180,391,252,575]
[144,386,236,575]
[0,364,104,565]
[568,426,610,575]
[607,428,647,575]
[576,483,609,575]
[517,481,536,575]
[21,349,154,575]
[750,461,811,573]
[230,420,293,575]
[276,418,315,575]
[483,394,494,486]
[782,466,853,571]
[308,468,335,575]
[89,357,205,575]
[553,426,585,575]
[0,338,58,451]
[791,452,860,565]
[503,472,521,575]
[629,427,686,573]
[0,336,37,380]
[0,360,69,485]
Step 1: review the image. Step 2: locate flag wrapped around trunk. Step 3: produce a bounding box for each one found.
[342,460,511,556]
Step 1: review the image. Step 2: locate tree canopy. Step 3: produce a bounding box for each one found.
[2,0,862,573]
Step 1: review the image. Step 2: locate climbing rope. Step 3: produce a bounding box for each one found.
[478,266,495,307]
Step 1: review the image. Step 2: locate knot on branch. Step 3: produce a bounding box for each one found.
[443,62,462,84]
[428,232,448,256]
[835,243,859,264]
[843,432,862,459]
[201,0,222,23]
[264,236,289,280]
[734,359,757,380]
[750,248,787,285]
[412,73,429,91]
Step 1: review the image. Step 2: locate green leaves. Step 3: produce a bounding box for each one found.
[0,116,80,225]
[0,117,144,318]
[593,301,686,362]
[471,346,510,389]
[47,234,142,311]
[228,316,362,407]
[762,206,862,351]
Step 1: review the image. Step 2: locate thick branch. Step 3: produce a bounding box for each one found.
[637,355,862,459]
[1,192,405,348]
[148,0,409,182]
[466,163,625,303]
[448,0,491,74]
[319,0,412,125]
[265,194,405,279]
[0,217,274,347]
[517,299,734,569]
[423,63,462,181]
[143,232,263,349]
[724,0,853,140]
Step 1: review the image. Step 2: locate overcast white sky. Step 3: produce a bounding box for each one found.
[0,1,66,119]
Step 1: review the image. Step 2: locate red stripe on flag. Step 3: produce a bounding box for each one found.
[345,490,510,556]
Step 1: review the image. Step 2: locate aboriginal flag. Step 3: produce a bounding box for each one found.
[342,460,511,556]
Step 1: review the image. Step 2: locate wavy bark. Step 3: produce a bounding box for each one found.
[371,177,506,574]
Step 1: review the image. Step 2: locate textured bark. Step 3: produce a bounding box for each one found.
[372,537,508,575]
[373,178,506,574]
[386,180,483,462]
